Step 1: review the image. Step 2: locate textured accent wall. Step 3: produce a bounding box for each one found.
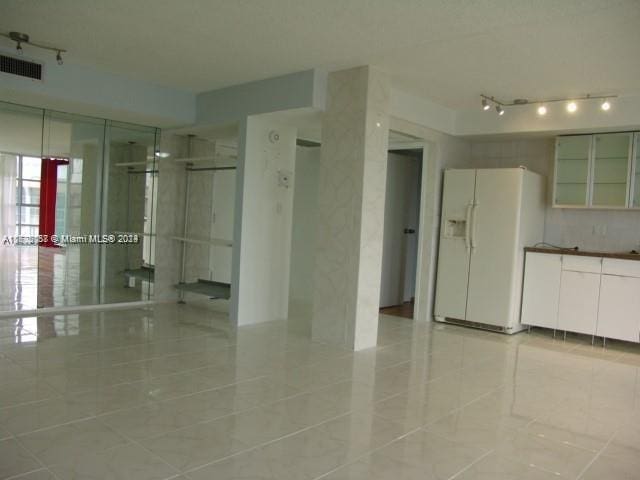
[312,66,390,351]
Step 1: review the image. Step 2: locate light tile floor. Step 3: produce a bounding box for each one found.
[1,304,639,479]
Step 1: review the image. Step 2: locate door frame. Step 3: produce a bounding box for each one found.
[380,150,422,309]
[388,117,448,323]
[387,136,433,322]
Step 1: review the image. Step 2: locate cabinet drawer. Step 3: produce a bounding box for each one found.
[561,255,602,273]
[602,258,640,278]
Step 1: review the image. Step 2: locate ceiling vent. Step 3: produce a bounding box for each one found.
[0,53,43,80]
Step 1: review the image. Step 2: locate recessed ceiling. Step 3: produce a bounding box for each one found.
[1,0,639,110]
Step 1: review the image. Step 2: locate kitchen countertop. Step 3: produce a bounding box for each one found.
[525,246,640,261]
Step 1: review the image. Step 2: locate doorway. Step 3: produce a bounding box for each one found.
[379,149,422,319]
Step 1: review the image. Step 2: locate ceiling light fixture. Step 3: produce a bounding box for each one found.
[1,31,67,65]
[480,93,616,117]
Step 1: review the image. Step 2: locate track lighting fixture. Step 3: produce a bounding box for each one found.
[1,31,66,65]
[481,93,616,118]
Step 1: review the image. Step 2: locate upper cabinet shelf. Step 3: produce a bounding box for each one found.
[553,132,638,209]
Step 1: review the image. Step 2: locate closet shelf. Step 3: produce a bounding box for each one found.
[171,236,232,247]
[123,266,155,282]
[174,279,230,299]
[114,161,150,167]
[173,154,237,164]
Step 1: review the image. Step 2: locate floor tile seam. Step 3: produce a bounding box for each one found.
[310,424,470,480]
[106,388,345,444]
[42,361,267,396]
[4,467,55,480]
[512,409,618,456]
[0,391,66,410]
[106,342,240,368]
[574,427,621,480]
[88,421,185,479]
[6,329,223,354]
[177,409,363,476]
[9,427,50,474]
[35,422,182,480]
[11,412,98,437]
[447,448,496,480]
[186,414,426,480]
[93,378,308,426]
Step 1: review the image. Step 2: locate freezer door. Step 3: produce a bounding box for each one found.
[434,169,476,320]
[466,169,522,328]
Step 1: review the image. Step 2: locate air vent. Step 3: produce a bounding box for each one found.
[0,54,43,80]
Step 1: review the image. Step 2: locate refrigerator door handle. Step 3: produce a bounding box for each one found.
[470,202,479,249]
[464,203,473,252]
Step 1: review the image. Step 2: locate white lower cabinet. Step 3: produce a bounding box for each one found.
[522,251,640,343]
[597,275,640,342]
[521,253,561,329]
[557,270,601,335]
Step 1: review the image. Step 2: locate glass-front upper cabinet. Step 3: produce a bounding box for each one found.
[632,133,640,208]
[554,133,634,209]
[554,135,592,206]
[591,133,632,207]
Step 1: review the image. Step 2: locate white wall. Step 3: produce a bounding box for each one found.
[0,49,195,128]
[288,145,320,327]
[470,138,640,252]
[232,116,297,325]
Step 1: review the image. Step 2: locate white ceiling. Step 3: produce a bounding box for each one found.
[2,0,639,110]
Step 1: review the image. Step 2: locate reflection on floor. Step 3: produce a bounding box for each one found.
[1,306,640,479]
[380,301,414,319]
[0,246,150,312]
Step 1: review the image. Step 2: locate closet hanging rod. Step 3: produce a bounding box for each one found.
[186,166,237,172]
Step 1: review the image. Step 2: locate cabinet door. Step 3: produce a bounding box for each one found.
[597,275,640,342]
[557,271,600,335]
[591,133,632,207]
[554,136,591,206]
[521,253,561,329]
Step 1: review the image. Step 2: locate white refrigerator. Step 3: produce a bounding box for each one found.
[434,168,545,333]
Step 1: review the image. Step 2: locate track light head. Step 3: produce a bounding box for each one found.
[537,105,547,116]
[566,101,577,113]
[482,98,490,111]
[56,50,63,65]
[16,42,23,55]
[496,105,504,116]
[600,99,611,111]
